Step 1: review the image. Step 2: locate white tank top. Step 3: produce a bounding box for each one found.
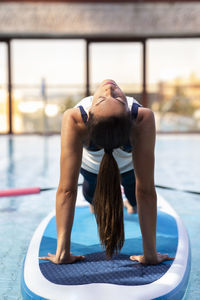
[75,96,141,174]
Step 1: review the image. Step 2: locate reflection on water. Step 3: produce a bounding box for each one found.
[155,112,200,132]
[155,134,200,192]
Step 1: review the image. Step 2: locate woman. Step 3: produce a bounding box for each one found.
[40,79,173,265]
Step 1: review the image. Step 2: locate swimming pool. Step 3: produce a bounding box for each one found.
[0,134,199,299]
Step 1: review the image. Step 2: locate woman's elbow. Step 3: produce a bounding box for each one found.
[136,186,157,202]
[56,187,77,202]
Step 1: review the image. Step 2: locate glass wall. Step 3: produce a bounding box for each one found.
[147,39,200,132]
[90,42,142,101]
[0,42,8,133]
[11,40,86,133]
[2,38,200,134]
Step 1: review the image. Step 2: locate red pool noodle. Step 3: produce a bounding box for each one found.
[0,187,41,197]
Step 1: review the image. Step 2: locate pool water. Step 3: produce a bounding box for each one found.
[0,134,200,299]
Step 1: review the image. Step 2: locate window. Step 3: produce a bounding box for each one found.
[147,39,200,132]
[90,42,142,101]
[0,42,8,133]
[12,40,86,133]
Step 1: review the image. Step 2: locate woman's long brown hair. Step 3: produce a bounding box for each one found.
[87,111,132,258]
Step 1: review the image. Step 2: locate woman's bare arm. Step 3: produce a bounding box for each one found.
[130,108,173,264]
[39,109,84,264]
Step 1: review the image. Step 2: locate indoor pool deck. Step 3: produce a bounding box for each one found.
[0,134,200,300]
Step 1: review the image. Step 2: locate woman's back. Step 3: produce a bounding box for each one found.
[75,95,142,174]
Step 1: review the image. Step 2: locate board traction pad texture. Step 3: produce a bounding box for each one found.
[39,207,177,286]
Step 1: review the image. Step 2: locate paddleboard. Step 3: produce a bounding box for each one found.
[21,189,191,300]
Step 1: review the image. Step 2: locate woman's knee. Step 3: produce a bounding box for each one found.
[82,179,96,204]
[80,168,97,204]
[121,170,136,207]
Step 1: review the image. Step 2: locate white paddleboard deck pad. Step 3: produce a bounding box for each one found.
[21,195,191,300]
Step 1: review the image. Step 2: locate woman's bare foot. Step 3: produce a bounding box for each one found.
[89,204,94,214]
[124,200,137,214]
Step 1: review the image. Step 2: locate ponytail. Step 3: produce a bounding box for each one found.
[87,112,132,258]
[94,150,124,258]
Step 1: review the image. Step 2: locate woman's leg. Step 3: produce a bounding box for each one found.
[121,169,137,214]
[80,168,97,211]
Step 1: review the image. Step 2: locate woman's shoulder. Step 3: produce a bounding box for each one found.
[138,107,154,119]
[62,107,84,125]
[61,108,88,140]
[130,107,155,148]
[62,95,93,129]
[135,107,155,131]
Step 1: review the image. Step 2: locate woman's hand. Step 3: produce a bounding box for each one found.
[39,252,85,265]
[130,252,174,265]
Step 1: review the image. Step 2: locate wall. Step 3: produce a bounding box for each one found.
[0,2,200,37]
